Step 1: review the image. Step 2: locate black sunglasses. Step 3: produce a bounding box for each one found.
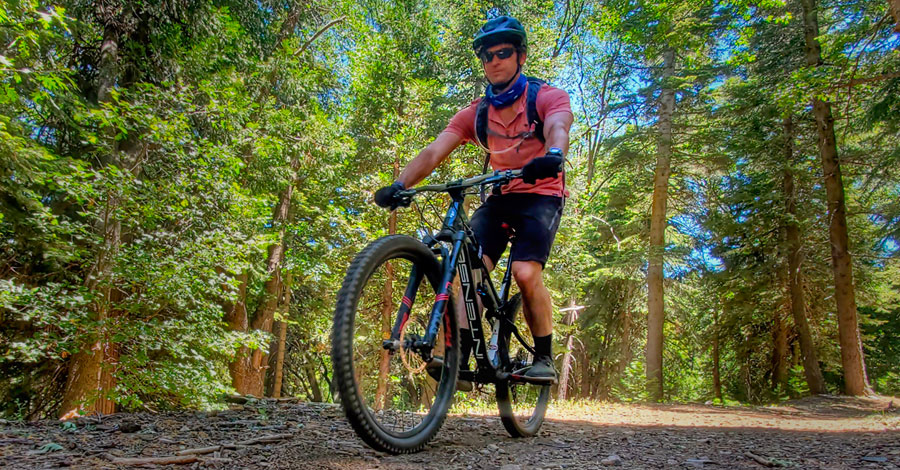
[480,47,516,63]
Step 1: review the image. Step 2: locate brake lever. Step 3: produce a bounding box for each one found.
[388,189,416,210]
[390,196,413,210]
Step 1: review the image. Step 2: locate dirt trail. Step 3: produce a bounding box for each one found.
[1,396,897,469]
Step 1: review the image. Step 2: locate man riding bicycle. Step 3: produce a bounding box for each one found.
[374,16,573,382]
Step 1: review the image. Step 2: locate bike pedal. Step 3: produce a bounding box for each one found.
[456,379,474,392]
[427,358,475,390]
[509,372,558,385]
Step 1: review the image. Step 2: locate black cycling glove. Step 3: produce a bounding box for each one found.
[374,181,405,208]
[522,154,563,184]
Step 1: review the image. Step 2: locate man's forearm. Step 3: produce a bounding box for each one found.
[397,150,440,188]
[396,132,462,188]
[545,123,570,156]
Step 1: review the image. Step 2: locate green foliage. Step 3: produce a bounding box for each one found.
[34,442,63,454]
[860,266,900,396]
[1,0,899,417]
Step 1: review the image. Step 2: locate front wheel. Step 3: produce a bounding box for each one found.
[495,293,551,437]
[332,235,458,454]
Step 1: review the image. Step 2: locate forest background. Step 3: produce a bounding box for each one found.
[1,0,899,420]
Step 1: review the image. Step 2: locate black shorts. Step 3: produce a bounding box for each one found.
[469,193,564,268]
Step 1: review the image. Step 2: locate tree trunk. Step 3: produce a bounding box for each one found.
[890,0,900,32]
[374,223,395,410]
[245,243,285,395]
[579,344,591,399]
[738,331,753,402]
[646,48,675,402]
[772,248,790,393]
[304,362,323,402]
[271,273,293,398]
[375,161,400,410]
[616,298,634,378]
[771,309,790,393]
[558,333,576,400]
[591,364,604,400]
[226,7,304,396]
[230,160,297,396]
[782,115,827,395]
[557,300,579,401]
[798,0,870,396]
[712,308,722,402]
[59,339,118,418]
[288,363,312,399]
[59,26,121,419]
[271,320,288,398]
[223,272,251,392]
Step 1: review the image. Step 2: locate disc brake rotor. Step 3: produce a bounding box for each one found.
[398,326,427,375]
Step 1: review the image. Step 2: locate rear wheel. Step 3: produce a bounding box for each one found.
[332,235,458,453]
[495,293,551,437]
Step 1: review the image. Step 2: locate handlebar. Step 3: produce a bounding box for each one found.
[394,169,523,203]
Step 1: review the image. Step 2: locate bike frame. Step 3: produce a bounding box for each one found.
[383,172,531,383]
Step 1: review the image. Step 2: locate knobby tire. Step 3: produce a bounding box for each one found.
[332,235,459,454]
[495,293,551,437]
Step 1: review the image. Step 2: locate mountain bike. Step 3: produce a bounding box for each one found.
[331,169,552,454]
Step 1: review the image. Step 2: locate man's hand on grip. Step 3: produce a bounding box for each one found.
[521,151,563,185]
[374,181,406,209]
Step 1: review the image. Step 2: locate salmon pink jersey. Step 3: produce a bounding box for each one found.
[443,82,572,197]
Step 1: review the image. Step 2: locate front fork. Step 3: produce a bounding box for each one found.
[381,263,424,353]
[379,237,523,384]
[382,235,463,362]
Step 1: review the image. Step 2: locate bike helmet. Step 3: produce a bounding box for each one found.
[472,16,527,53]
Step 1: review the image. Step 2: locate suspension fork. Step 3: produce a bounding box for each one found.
[382,236,456,349]
[416,233,464,354]
[383,264,425,351]
[384,199,465,357]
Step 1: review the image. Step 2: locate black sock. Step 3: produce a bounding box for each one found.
[459,329,473,370]
[533,334,552,359]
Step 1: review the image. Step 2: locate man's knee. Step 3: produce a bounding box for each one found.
[512,261,543,293]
